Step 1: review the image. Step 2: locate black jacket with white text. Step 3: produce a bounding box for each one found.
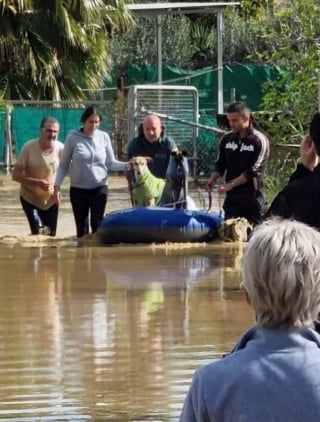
[213,126,270,202]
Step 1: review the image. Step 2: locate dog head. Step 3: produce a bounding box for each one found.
[130,156,153,182]
[166,150,189,208]
[166,150,189,182]
[218,218,254,242]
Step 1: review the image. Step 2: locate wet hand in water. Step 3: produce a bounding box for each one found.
[300,134,318,170]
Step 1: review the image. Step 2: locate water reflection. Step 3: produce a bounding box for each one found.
[0,244,252,420]
[101,253,223,288]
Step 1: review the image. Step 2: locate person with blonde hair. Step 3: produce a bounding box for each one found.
[180,218,320,422]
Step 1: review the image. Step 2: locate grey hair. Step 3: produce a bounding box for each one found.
[40,116,59,128]
[242,218,320,329]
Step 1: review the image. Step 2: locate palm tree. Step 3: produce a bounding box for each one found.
[0,0,133,100]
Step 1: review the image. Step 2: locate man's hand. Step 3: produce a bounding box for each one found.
[218,182,234,194]
[36,179,51,191]
[53,186,62,205]
[300,134,318,171]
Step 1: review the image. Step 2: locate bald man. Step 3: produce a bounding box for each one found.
[127,114,177,179]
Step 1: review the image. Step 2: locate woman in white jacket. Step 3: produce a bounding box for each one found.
[54,106,127,238]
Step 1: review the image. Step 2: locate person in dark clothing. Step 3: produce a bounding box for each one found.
[127,114,177,179]
[208,102,270,225]
[267,112,320,227]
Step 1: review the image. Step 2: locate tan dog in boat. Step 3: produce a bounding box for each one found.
[218,217,253,242]
[130,156,166,206]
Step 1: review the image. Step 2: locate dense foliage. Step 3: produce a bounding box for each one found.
[2,0,320,147]
[0,0,133,100]
[110,0,320,146]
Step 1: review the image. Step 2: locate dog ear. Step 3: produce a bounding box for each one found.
[138,123,144,136]
[145,156,153,163]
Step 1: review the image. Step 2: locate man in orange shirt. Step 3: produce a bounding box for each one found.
[12,117,64,236]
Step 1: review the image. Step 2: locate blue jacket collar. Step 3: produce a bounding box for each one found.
[225,325,320,357]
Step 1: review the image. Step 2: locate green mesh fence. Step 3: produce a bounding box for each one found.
[180,115,218,176]
[197,115,218,176]
[116,64,279,175]
[115,63,281,112]
[7,64,279,174]
[13,107,112,156]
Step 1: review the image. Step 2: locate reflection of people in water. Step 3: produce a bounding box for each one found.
[99,254,222,288]
[12,117,63,236]
[181,219,320,421]
[0,247,63,369]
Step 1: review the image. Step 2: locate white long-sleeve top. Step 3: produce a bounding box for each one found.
[55,129,127,189]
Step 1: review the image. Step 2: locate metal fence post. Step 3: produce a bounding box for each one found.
[4,105,13,170]
[230,88,236,103]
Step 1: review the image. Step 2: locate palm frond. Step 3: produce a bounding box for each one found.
[0,0,130,100]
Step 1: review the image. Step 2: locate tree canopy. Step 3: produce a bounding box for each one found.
[0,0,133,100]
[2,0,320,144]
[256,0,320,142]
[110,0,320,143]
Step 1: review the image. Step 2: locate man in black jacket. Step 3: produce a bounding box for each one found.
[267,112,320,227]
[208,102,270,225]
[127,114,177,179]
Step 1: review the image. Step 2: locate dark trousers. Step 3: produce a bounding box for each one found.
[20,196,58,236]
[223,194,267,226]
[70,185,108,238]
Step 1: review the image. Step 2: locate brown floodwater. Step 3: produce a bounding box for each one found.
[0,174,253,421]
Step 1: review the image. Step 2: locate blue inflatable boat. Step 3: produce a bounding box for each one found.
[97,207,224,244]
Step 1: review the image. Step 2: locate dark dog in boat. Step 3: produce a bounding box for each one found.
[129,156,165,206]
[166,150,189,209]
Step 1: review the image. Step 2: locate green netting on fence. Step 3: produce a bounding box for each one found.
[7,64,280,173]
[13,108,112,156]
[111,63,281,112]
[197,115,218,176]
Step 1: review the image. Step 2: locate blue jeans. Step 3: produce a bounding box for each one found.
[20,196,59,236]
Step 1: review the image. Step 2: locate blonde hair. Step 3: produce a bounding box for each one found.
[242,218,320,329]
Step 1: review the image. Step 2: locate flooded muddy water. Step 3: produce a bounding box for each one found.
[0,174,253,421]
